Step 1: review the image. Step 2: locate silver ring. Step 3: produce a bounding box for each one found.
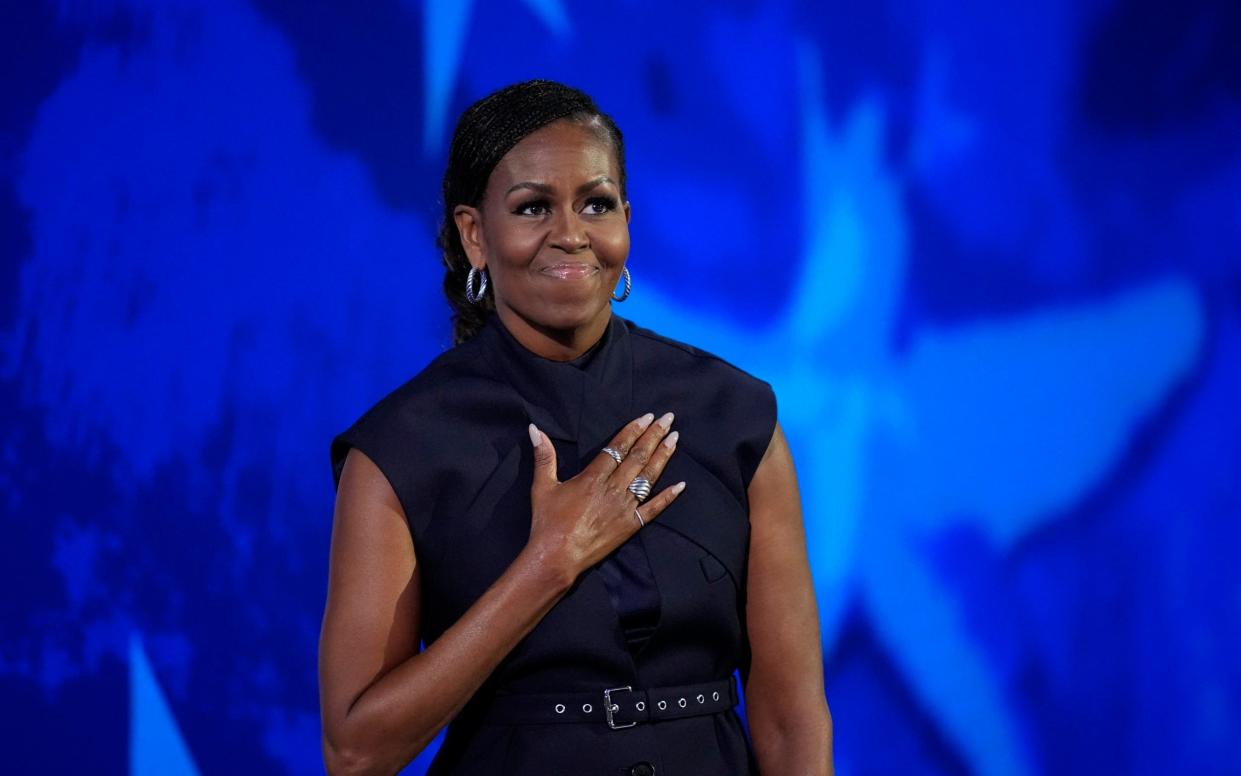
[602,446,623,465]
[628,476,652,502]
[633,508,645,527]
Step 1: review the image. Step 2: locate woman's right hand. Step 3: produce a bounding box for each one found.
[525,411,685,582]
[322,417,683,774]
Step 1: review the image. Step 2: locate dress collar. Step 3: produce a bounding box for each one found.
[480,311,635,450]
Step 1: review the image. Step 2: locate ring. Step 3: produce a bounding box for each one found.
[634,508,645,527]
[602,446,623,465]
[628,476,652,502]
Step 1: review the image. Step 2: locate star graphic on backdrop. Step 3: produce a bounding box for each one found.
[12,3,1201,769]
[623,43,1204,776]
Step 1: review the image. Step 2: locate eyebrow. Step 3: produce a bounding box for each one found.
[505,176,616,197]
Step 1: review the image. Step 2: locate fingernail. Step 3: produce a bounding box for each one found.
[662,430,679,449]
[637,413,655,430]
[658,412,674,430]
[673,481,686,494]
[528,423,542,447]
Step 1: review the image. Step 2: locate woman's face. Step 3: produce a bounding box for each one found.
[454,119,631,341]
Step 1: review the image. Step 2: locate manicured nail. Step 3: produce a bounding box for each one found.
[528,423,542,447]
[657,412,674,430]
[662,430,679,449]
[673,481,687,494]
[637,413,655,430]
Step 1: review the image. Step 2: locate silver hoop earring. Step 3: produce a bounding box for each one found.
[465,267,488,304]
[611,266,631,302]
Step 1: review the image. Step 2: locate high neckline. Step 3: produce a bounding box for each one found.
[564,332,605,370]
[480,311,634,447]
[486,311,613,367]
[478,311,659,660]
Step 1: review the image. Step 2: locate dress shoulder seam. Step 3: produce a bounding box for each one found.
[627,323,773,388]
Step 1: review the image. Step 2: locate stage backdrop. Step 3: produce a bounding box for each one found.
[4,1,1240,774]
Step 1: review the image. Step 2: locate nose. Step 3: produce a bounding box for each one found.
[549,209,589,253]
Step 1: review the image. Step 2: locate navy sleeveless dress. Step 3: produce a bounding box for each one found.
[330,311,776,775]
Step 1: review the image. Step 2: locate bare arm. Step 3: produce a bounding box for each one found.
[319,412,684,775]
[744,421,834,775]
[318,446,571,775]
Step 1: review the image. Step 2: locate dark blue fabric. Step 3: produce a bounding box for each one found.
[492,312,662,656]
[330,311,777,775]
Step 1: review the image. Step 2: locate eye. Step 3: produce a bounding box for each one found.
[583,196,618,215]
[513,199,550,216]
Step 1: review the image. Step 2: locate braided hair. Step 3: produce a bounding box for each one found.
[438,80,627,345]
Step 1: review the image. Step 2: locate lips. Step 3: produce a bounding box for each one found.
[539,262,599,280]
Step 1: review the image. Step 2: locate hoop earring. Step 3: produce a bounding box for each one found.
[465,267,488,304]
[611,266,632,302]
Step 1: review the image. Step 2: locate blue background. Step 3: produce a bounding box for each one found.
[3,1,1240,774]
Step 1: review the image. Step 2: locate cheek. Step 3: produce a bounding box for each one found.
[595,225,631,262]
[488,225,541,264]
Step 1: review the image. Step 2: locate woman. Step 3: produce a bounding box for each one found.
[320,80,833,775]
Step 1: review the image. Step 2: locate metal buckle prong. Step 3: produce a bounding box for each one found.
[603,685,637,729]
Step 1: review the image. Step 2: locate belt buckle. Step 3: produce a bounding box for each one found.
[603,685,636,730]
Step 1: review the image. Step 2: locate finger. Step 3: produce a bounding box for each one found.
[633,429,678,488]
[529,423,558,493]
[583,412,655,478]
[612,411,674,486]
[632,480,687,525]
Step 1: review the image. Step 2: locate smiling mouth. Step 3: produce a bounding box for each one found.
[539,263,599,280]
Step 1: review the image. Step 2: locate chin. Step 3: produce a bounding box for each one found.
[531,296,610,332]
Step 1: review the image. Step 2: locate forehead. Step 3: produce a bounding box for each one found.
[489,120,617,190]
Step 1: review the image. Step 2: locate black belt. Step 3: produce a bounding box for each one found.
[480,676,739,730]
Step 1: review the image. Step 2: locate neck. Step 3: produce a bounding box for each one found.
[494,305,612,361]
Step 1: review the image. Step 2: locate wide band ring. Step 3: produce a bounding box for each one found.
[602,447,624,465]
[628,476,652,503]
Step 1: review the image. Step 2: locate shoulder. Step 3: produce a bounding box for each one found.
[624,317,776,400]
[328,334,501,490]
[620,317,778,491]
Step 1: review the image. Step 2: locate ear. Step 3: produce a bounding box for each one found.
[623,199,632,225]
[453,205,486,270]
